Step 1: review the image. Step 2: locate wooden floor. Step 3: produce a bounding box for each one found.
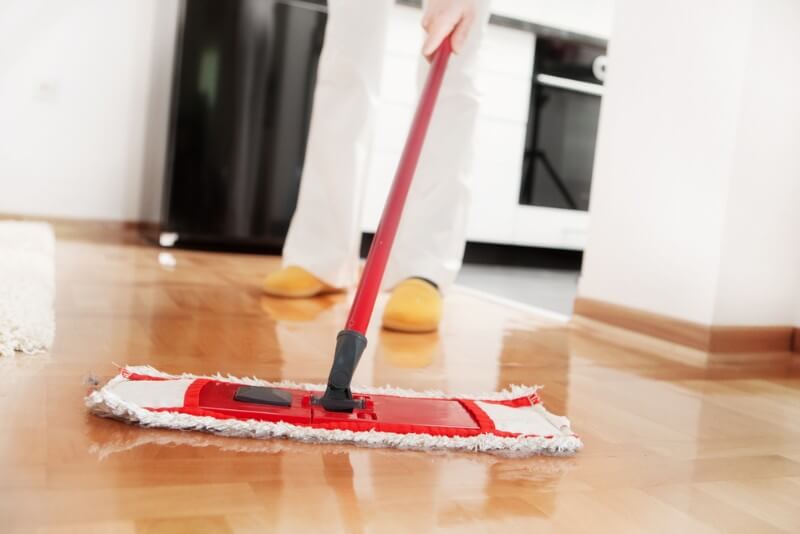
[2,222,800,533]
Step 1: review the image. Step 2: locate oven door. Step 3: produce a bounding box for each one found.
[519,74,602,211]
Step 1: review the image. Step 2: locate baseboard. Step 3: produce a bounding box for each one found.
[708,325,795,353]
[573,298,711,350]
[573,297,797,354]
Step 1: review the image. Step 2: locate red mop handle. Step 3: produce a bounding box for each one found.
[345,37,453,334]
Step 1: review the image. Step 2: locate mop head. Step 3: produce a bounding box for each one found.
[86,366,582,456]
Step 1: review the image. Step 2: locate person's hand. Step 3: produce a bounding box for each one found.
[421,0,476,60]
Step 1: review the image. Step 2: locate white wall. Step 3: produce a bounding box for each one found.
[0,0,179,222]
[797,295,800,329]
[713,0,800,326]
[579,0,800,327]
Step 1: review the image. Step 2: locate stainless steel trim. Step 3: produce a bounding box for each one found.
[536,74,604,96]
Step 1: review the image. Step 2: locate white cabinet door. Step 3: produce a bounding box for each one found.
[467,22,534,243]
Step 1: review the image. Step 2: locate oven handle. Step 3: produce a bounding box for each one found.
[536,74,604,96]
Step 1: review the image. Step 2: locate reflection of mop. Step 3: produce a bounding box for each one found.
[86,38,581,456]
[88,420,579,476]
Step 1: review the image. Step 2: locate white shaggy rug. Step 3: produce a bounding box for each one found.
[0,221,55,357]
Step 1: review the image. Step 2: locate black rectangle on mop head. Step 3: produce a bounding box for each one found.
[234,386,293,407]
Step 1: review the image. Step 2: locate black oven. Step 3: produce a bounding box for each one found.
[519,36,606,211]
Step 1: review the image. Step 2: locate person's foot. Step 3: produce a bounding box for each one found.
[382,278,442,333]
[263,266,336,298]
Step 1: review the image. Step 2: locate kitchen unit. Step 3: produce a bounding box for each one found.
[160,0,608,252]
[362,4,607,251]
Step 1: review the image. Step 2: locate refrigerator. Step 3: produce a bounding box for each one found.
[160,0,327,250]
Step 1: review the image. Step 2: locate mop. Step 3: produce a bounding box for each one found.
[86,38,582,456]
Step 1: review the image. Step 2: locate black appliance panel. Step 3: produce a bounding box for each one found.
[162,0,327,246]
[519,36,606,212]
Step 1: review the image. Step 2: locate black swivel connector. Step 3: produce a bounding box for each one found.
[317,329,368,412]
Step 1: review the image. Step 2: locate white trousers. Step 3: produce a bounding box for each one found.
[283,0,491,293]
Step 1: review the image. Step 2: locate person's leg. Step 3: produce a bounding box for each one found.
[273,0,393,294]
[382,0,491,331]
[383,0,492,294]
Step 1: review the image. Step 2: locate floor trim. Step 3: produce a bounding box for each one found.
[573,297,797,354]
[573,298,710,350]
[709,325,796,353]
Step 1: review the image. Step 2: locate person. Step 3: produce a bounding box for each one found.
[263,0,490,333]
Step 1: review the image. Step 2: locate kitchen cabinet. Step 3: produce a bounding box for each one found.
[160,1,604,252]
[362,4,596,250]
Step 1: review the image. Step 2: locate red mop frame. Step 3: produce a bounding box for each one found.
[346,37,453,334]
[121,369,557,440]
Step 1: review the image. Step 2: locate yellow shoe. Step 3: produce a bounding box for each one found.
[382,278,442,333]
[263,266,335,298]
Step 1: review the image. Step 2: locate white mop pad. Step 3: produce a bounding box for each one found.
[0,221,55,357]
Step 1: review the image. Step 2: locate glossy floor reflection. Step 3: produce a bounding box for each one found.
[1,222,799,533]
